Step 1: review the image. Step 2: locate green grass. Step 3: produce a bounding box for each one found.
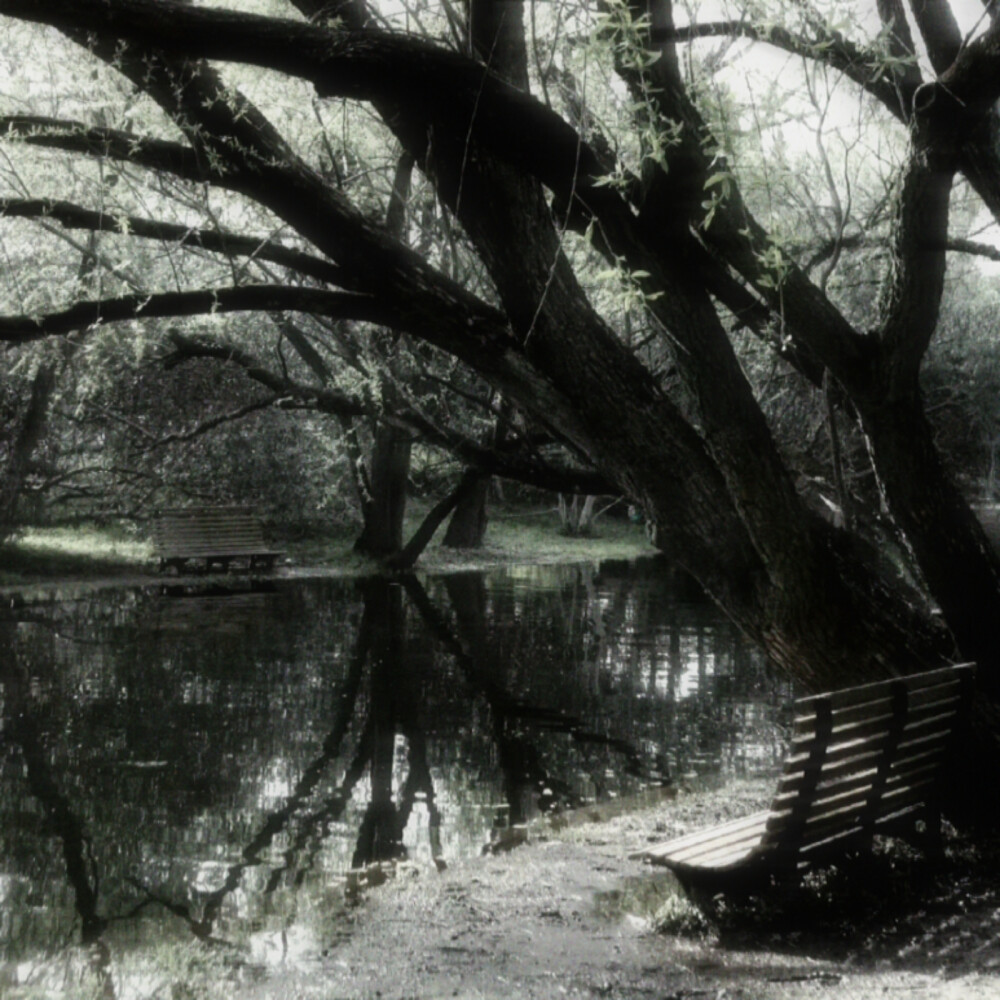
[0,504,654,588]
[439,504,654,564]
[277,503,654,572]
[0,524,153,585]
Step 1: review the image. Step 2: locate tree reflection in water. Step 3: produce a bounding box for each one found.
[0,559,791,995]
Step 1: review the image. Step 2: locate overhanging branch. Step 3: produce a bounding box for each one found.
[163,331,369,418]
[0,285,392,344]
[657,19,910,121]
[0,198,346,287]
[0,0,626,214]
[1,115,207,181]
[166,331,613,494]
[145,396,282,450]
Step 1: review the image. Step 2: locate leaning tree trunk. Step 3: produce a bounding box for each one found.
[386,469,484,570]
[430,2,969,705]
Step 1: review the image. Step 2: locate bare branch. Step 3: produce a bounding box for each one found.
[0,0,627,210]
[944,236,1000,260]
[163,331,370,419]
[166,331,612,494]
[0,198,346,287]
[875,0,923,93]
[0,285,391,344]
[144,397,282,450]
[656,20,910,121]
[1,115,207,181]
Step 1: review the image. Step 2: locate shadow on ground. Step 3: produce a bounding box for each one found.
[679,831,1000,980]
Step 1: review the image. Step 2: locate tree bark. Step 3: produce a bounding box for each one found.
[443,393,510,550]
[861,394,1000,687]
[0,364,57,541]
[353,421,412,558]
[385,468,483,570]
[442,472,489,549]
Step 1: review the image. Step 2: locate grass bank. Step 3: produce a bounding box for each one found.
[0,503,655,588]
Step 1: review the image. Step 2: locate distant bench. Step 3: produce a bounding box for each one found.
[153,507,283,574]
[631,663,975,892]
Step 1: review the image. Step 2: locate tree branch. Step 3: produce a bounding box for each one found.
[4,66,600,478]
[1,115,208,181]
[0,0,627,212]
[875,0,924,96]
[144,397,282,450]
[165,331,613,495]
[163,331,369,419]
[906,0,963,74]
[945,236,1000,261]
[655,19,911,121]
[0,285,391,344]
[0,198,346,287]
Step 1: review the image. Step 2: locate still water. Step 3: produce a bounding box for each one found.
[0,557,792,992]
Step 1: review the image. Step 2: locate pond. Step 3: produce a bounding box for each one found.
[0,557,793,992]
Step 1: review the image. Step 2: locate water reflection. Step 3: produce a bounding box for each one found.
[0,558,791,994]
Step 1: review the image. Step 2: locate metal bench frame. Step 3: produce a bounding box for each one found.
[153,507,283,574]
[632,663,975,892]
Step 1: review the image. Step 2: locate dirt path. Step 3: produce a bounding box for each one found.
[234,783,1000,1000]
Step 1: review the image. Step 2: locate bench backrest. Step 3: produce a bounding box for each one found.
[153,507,268,556]
[759,663,975,863]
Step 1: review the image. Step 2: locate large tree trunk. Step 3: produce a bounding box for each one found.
[0,363,56,541]
[860,394,1000,688]
[442,471,488,548]
[407,0,948,692]
[353,420,411,557]
[353,151,416,558]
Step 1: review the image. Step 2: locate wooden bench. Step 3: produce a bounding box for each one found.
[153,507,283,574]
[631,663,975,892]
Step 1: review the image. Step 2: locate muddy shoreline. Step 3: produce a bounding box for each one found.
[230,781,1000,1000]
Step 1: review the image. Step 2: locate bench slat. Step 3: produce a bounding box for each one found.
[773,734,951,813]
[788,702,962,758]
[794,683,964,734]
[795,666,969,713]
[768,800,928,866]
[656,820,769,865]
[794,784,935,855]
[635,811,770,859]
[771,757,943,812]
[764,773,937,844]
[673,840,760,869]
[782,715,956,776]
[649,831,768,870]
